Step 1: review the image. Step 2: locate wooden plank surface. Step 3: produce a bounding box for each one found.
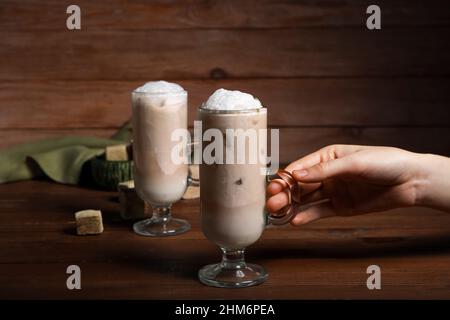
[1,28,449,80]
[1,0,449,300]
[279,127,450,161]
[1,0,450,30]
[1,127,449,163]
[0,180,449,299]
[1,78,450,129]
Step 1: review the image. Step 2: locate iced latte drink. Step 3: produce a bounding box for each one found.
[131,81,191,237]
[198,89,268,288]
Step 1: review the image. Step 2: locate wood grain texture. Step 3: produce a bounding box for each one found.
[1,127,449,162]
[279,127,450,160]
[1,1,450,301]
[1,28,449,80]
[0,180,450,299]
[1,78,450,129]
[1,0,450,30]
[0,129,117,151]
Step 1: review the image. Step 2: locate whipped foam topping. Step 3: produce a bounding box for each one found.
[134,80,185,94]
[203,88,263,111]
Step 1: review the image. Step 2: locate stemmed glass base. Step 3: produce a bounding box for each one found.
[133,206,190,237]
[198,248,268,288]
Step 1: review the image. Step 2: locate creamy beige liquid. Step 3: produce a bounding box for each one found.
[200,108,267,250]
[132,91,188,206]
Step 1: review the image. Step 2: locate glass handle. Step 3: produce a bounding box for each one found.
[187,141,200,187]
[188,174,200,187]
[267,169,298,225]
[267,169,330,225]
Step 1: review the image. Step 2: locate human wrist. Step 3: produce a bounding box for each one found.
[411,153,433,207]
[412,152,450,211]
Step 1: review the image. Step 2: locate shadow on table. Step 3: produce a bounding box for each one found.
[252,229,450,260]
[102,245,214,281]
[95,230,450,282]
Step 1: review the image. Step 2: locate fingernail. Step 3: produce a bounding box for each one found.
[294,169,308,178]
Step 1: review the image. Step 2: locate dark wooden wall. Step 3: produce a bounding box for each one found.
[1,0,450,163]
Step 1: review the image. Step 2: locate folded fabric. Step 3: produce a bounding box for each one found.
[0,121,131,185]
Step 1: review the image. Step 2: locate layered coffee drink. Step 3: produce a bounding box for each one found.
[131,81,191,237]
[200,91,267,249]
[132,81,188,205]
[198,88,268,288]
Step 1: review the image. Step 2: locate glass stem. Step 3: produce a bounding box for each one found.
[220,248,247,270]
[151,206,171,223]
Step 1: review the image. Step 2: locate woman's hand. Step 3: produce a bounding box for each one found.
[266,145,450,226]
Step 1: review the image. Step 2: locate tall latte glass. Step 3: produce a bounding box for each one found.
[131,81,191,237]
[198,89,268,287]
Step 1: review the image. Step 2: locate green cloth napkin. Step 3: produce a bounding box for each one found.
[0,121,131,185]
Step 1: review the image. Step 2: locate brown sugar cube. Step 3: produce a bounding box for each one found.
[182,186,200,200]
[118,180,151,220]
[182,165,200,200]
[75,210,104,235]
[106,144,129,161]
[189,165,199,180]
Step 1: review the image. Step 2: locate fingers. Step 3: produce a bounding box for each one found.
[292,156,357,183]
[266,189,290,213]
[269,145,365,194]
[266,182,322,212]
[267,177,321,196]
[268,144,366,212]
[284,144,366,173]
[266,188,327,214]
[290,203,336,226]
[267,178,287,196]
[301,189,328,204]
[297,182,322,199]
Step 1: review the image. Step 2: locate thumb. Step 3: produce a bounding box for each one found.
[292,157,354,183]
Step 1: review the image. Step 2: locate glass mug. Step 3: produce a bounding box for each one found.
[199,169,328,288]
[131,89,197,237]
[197,107,329,288]
[198,107,326,288]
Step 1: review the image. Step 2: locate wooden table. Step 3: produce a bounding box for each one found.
[1,180,450,299]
